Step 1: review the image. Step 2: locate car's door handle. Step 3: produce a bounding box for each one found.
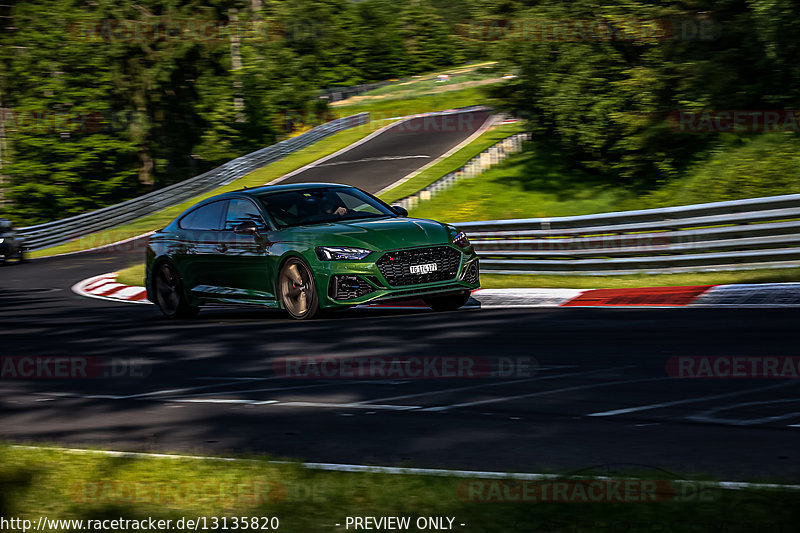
[216,244,228,253]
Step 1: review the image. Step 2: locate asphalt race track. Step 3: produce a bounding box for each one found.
[278,108,492,192]
[3,107,800,482]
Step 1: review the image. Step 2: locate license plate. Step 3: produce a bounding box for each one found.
[409,263,438,275]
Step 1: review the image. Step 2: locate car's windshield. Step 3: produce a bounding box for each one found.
[258,187,396,228]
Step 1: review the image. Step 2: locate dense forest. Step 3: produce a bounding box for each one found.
[2,0,800,225]
[0,0,475,224]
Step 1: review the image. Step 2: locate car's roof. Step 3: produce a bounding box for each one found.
[171,183,359,224]
[217,182,351,200]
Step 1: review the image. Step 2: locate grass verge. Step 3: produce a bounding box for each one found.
[332,86,498,122]
[407,140,628,222]
[2,444,799,533]
[331,62,499,104]
[116,263,145,287]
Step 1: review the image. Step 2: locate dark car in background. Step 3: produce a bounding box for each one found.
[145,183,480,320]
[0,219,26,265]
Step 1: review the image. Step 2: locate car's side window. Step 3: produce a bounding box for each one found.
[179,201,226,231]
[224,198,267,230]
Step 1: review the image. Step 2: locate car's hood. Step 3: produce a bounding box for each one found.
[283,217,453,251]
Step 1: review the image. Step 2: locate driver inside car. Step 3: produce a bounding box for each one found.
[320,192,350,217]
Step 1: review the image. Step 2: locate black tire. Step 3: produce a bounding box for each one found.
[424,290,471,312]
[151,261,199,319]
[278,257,320,320]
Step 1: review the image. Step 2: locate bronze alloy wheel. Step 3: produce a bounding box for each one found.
[279,258,320,319]
[152,262,198,319]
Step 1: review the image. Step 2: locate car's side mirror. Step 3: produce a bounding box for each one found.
[234,220,262,239]
[392,205,409,217]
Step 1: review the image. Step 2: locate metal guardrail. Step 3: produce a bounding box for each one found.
[18,113,369,250]
[321,81,391,103]
[453,194,800,275]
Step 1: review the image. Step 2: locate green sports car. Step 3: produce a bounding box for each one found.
[145,183,479,319]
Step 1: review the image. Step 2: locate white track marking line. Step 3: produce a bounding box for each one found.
[275,401,420,411]
[373,111,496,197]
[42,380,257,401]
[12,445,800,492]
[193,377,269,381]
[41,379,394,403]
[687,397,800,426]
[269,119,405,184]
[423,375,667,412]
[167,399,280,405]
[586,382,796,417]
[164,381,369,399]
[316,155,430,167]
[354,367,617,405]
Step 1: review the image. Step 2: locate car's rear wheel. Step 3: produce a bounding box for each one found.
[151,261,199,319]
[279,258,320,320]
[424,290,471,312]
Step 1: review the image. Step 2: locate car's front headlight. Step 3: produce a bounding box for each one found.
[452,231,470,248]
[315,246,373,261]
[0,238,4,244]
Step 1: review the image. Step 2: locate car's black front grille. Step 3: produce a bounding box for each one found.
[330,275,374,300]
[376,246,461,287]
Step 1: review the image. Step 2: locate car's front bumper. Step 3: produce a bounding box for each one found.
[313,244,480,308]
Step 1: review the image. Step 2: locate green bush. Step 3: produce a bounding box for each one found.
[625,133,800,208]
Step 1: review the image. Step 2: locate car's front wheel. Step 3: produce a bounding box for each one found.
[151,261,199,319]
[278,257,320,320]
[424,290,471,312]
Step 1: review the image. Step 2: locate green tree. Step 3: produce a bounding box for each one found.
[400,0,459,73]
